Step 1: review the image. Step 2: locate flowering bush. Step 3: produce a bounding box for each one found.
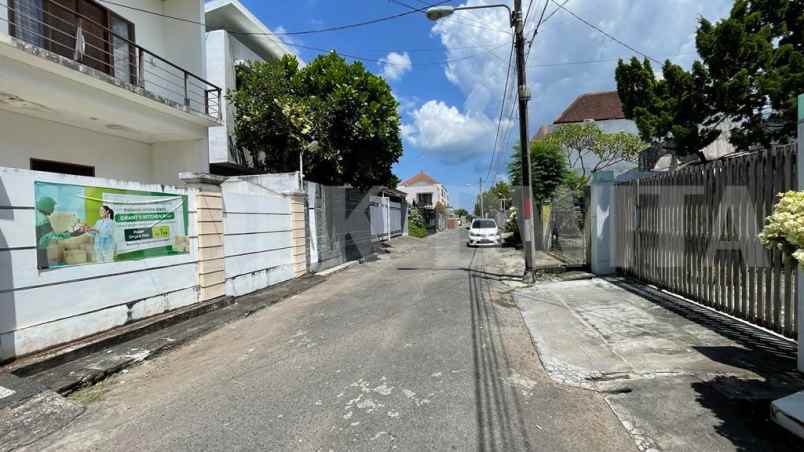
[758,191,804,264]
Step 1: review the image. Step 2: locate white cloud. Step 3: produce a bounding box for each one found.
[380,52,413,81]
[402,100,510,162]
[428,0,733,132]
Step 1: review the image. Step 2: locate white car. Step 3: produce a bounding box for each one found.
[467,219,501,247]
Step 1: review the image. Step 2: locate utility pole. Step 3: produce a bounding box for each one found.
[513,0,536,273]
[479,177,484,218]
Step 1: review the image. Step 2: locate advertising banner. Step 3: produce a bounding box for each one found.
[34,181,190,269]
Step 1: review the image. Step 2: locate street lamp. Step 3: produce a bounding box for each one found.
[426,1,537,275]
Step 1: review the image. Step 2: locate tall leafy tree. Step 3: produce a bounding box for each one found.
[543,123,646,176]
[230,53,404,190]
[616,0,804,159]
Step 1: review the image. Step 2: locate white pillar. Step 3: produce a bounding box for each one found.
[590,171,616,275]
[797,94,803,372]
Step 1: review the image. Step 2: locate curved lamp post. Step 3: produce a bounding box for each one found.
[426,1,537,275]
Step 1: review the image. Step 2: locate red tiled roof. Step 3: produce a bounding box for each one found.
[400,171,439,186]
[554,91,626,124]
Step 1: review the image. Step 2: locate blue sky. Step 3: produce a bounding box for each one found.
[236,0,734,209]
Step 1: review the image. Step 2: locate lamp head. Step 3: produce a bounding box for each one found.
[426,6,455,21]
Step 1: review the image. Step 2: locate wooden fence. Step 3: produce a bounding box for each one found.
[615,144,798,339]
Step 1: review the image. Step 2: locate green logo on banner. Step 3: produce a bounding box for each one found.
[116,212,175,223]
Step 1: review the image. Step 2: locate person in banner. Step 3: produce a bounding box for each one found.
[84,205,116,263]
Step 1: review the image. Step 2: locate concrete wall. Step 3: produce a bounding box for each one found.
[220,176,298,297]
[0,167,200,361]
[0,110,209,187]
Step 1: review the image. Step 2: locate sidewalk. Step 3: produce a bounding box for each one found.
[514,277,804,451]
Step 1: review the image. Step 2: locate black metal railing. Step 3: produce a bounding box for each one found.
[2,0,221,121]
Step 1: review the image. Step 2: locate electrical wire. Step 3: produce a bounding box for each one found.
[97,0,451,35]
[486,42,515,182]
[548,0,660,64]
[91,0,511,67]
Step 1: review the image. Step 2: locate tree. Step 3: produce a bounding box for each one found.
[544,123,646,177]
[453,208,469,218]
[616,0,804,159]
[229,53,404,190]
[616,58,721,162]
[509,141,567,201]
[474,181,511,217]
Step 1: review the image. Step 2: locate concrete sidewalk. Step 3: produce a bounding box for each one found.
[515,277,804,451]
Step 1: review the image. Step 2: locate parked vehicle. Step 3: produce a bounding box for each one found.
[467,219,500,247]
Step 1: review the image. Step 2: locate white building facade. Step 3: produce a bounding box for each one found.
[0,0,220,185]
[204,0,299,175]
[398,171,448,209]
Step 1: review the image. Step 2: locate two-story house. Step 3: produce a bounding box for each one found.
[398,170,448,230]
[398,170,448,209]
[204,0,301,175]
[0,0,221,185]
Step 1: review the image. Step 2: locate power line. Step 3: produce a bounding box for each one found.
[92,0,511,67]
[548,0,660,64]
[98,0,451,36]
[525,0,564,64]
[487,43,516,181]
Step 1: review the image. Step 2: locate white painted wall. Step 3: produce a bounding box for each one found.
[0,3,8,36]
[590,171,615,275]
[205,30,267,166]
[0,167,200,360]
[206,30,232,164]
[221,175,296,297]
[151,138,210,186]
[0,110,153,182]
[0,110,209,186]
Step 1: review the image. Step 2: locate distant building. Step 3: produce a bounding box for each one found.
[398,171,448,209]
[553,91,639,134]
[398,171,449,231]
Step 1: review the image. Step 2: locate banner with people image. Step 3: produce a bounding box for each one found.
[34,181,190,269]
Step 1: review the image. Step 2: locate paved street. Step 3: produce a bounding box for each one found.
[30,230,636,451]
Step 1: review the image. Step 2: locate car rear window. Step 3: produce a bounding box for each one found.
[472,220,496,229]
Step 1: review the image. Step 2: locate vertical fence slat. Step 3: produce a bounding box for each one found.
[613,144,797,340]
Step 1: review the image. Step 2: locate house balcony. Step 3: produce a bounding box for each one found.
[0,0,222,143]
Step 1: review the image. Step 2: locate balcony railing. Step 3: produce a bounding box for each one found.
[1,0,222,121]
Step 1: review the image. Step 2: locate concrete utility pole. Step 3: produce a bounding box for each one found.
[479,177,484,218]
[513,0,537,272]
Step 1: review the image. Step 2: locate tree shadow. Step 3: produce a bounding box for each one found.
[608,278,803,450]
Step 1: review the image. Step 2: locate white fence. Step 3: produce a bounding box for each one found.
[220,176,304,298]
[0,167,199,361]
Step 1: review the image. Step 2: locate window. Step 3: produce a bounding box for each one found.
[10,0,136,81]
[416,193,433,207]
[472,219,497,229]
[30,158,95,176]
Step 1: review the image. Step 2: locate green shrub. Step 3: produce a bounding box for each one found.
[408,207,427,238]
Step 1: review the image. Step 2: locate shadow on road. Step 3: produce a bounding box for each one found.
[465,248,533,452]
[396,266,524,282]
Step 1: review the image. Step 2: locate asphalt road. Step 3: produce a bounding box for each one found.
[32,230,637,452]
